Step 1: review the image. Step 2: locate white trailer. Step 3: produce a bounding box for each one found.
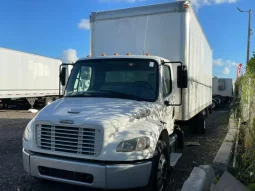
[0,47,62,108]
[23,1,212,190]
[213,77,234,98]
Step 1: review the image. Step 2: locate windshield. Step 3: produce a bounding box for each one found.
[65,58,159,102]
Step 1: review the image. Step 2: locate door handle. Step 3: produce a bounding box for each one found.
[160,121,166,125]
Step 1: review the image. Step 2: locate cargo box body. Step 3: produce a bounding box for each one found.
[90,1,212,120]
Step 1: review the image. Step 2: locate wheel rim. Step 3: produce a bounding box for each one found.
[157,154,167,191]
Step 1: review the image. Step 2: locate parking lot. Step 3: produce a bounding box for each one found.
[0,104,230,191]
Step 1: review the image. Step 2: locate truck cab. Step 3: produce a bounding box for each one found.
[23,55,187,191]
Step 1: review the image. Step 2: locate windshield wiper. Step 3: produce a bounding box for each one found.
[99,90,142,101]
[65,90,143,101]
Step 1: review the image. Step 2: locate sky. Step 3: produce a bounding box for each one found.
[0,0,254,80]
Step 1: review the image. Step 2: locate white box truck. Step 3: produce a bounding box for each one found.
[23,1,212,190]
[212,77,233,105]
[0,47,62,108]
[213,77,233,98]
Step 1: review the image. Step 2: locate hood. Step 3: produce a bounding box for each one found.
[35,97,158,127]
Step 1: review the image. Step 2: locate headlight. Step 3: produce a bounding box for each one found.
[116,137,150,152]
[23,119,33,141]
[23,127,30,141]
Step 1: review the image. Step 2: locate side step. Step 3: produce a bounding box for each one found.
[170,153,182,168]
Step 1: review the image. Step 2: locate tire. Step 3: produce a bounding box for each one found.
[195,112,206,134]
[212,102,216,109]
[188,112,206,134]
[144,140,169,191]
[209,105,213,114]
[44,97,53,106]
[205,108,209,118]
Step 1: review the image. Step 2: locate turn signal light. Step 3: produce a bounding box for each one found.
[102,53,106,56]
[127,52,131,55]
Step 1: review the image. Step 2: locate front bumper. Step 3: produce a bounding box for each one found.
[23,149,152,189]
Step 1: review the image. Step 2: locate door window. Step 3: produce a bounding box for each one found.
[162,65,172,97]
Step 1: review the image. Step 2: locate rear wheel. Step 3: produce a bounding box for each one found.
[144,140,169,191]
[209,105,213,114]
[195,112,206,134]
[188,111,206,134]
[44,97,53,106]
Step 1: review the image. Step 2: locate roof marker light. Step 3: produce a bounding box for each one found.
[102,53,106,56]
[114,52,118,56]
[146,53,150,56]
[87,55,91,57]
[127,52,131,56]
[183,4,189,9]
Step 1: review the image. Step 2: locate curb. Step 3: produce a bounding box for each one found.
[181,112,238,191]
[181,165,215,191]
[212,113,238,176]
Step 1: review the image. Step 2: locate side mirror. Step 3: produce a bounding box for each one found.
[177,65,188,88]
[60,67,67,86]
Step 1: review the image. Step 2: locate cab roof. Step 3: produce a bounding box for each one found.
[77,55,170,64]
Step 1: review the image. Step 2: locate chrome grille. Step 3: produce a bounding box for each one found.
[35,124,102,156]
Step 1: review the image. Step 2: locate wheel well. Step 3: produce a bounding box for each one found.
[159,129,170,161]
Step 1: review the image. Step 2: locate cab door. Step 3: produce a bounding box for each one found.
[161,64,175,134]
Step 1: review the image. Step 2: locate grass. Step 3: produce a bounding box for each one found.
[232,71,255,189]
[231,116,255,189]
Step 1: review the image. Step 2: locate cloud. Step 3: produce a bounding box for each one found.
[60,49,78,63]
[213,59,224,66]
[214,0,237,4]
[177,0,237,9]
[222,67,230,75]
[99,0,146,3]
[213,59,239,67]
[78,19,90,30]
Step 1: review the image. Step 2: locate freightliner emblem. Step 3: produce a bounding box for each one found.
[59,120,74,124]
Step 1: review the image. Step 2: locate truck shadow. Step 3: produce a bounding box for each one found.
[167,103,231,190]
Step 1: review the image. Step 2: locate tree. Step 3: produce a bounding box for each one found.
[246,51,255,77]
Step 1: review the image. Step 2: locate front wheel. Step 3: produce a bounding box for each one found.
[144,140,169,191]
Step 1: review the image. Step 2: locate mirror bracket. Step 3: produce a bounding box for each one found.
[164,100,170,106]
[59,63,74,97]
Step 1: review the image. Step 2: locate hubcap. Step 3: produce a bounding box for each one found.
[157,154,167,191]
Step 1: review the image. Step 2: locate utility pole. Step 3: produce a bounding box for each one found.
[237,8,254,65]
[247,9,252,65]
